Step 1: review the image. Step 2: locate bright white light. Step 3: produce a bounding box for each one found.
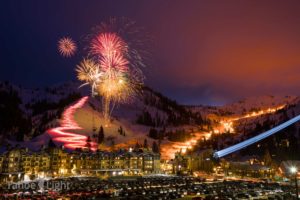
[290,166,297,174]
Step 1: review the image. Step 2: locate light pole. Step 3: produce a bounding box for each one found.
[290,166,299,200]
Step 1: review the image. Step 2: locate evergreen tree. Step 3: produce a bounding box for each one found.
[111,139,115,149]
[118,126,124,136]
[85,136,92,151]
[149,128,158,139]
[48,139,56,148]
[98,126,104,144]
[263,149,273,166]
[143,139,148,149]
[152,141,159,153]
[135,142,141,150]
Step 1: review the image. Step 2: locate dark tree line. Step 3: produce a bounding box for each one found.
[148,127,193,143]
[0,82,83,141]
[27,92,82,115]
[136,86,208,127]
[0,84,31,141]
[134,139,160,153]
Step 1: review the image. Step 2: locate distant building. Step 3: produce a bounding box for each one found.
[22,149,51,180]
[227,161,273,178]
[279,139,290,148]
[0,146,160,183]
[173,149,214,175]
[160,160,173,174]
[172,150,274,179]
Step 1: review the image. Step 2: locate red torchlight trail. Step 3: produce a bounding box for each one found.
[48,96,97,151]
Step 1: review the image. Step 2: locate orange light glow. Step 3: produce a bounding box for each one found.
[160,104,286,160]
[217,104,286,134]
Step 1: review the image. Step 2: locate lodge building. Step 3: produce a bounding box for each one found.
[0,145,160,183]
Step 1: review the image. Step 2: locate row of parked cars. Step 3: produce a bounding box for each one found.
[0,176,297,199]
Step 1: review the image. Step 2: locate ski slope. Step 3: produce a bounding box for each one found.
[214,114,300,158]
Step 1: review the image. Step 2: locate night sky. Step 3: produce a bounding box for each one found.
[1,1,300,105]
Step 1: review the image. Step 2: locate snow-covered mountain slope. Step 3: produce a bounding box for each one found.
[190,95,298,124]
[0,81,203,145]
[0,81,86,142]
[220,95,297,115]
[3,80,300,160]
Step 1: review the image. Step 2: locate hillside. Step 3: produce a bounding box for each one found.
[193,97,300,161]
[0,82,208,159]
[2,81,300,160]
[0,81,83,142]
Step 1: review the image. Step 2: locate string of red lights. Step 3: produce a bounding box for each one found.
[48,96,97,151]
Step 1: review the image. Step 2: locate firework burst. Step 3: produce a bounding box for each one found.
[76,18,148,122]
[76,58,102,96]
[89,18,148,83]
[89,32,132,121]
[58,37,77,57]
[97,68,134,120]
[90,33,129,72]
[98,69,133,102]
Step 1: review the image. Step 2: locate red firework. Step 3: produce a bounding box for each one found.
[90,33,129,72]
[58,37,77,57]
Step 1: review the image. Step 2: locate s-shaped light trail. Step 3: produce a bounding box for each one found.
[48,96,97,151]
[214,114,300,159]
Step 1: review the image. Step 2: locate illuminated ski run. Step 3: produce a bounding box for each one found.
[214,114,300,158]
[48,96,97,151]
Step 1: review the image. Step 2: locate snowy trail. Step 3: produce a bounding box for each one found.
[48,96,97,150]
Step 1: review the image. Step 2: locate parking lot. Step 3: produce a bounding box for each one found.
[0,176,297,199]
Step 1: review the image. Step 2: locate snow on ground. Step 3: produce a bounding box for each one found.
[192,95,297,118]
[8,132,52,151]
[221,95,298,115]
[5,81,300,159]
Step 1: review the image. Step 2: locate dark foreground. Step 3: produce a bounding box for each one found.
[0,176,297,199]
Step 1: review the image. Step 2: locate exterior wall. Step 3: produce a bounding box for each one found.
[173,150,216,174]
[0,156,3,173]
[0,147,161,183]
[227,162,273,178]
[22,153,51,178]
[8,150,22,173]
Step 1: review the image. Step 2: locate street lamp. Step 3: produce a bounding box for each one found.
[290,166,299,200]
[291,166,297,174]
